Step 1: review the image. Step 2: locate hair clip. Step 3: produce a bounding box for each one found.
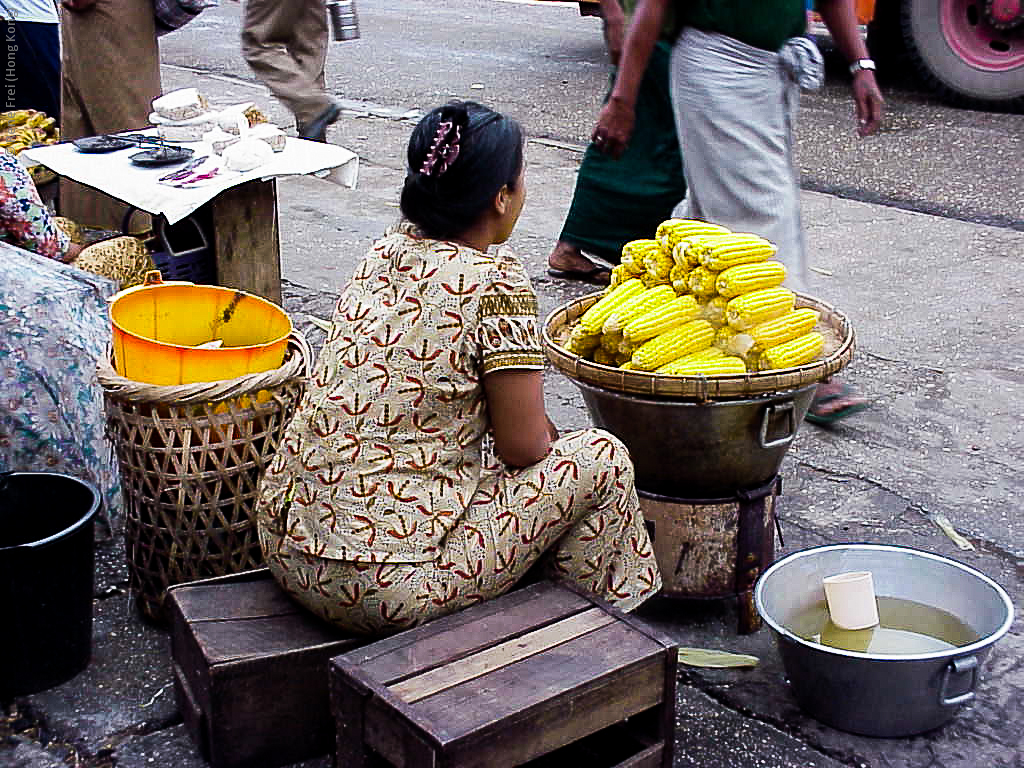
[420,120,461,177]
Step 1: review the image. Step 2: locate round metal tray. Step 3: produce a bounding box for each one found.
[542,291,855,401]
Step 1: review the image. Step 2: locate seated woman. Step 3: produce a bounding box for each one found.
[1,148,153,288]
[257,101,661,636]
[0,148,145,521]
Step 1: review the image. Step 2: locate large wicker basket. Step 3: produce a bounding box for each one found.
[542,292,855,400]
[98,332,310,624]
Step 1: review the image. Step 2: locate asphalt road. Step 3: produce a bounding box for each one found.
[161,0,1024,230]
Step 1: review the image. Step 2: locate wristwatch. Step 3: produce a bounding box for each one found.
[849,58,877,76]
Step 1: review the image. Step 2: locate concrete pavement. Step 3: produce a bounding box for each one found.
[3,63,1022,768]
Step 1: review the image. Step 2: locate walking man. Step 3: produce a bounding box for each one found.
[241,0,342,142]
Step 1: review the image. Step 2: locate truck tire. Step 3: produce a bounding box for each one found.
[867,0,908,68]
[901,0,1024,109]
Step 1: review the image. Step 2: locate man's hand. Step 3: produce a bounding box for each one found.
[593,96,635,158]
[62,0,97,10]
[852,70,884,136]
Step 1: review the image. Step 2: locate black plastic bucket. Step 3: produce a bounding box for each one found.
[0,472,100,698]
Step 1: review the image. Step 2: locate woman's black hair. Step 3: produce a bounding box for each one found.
[400,101,524,241]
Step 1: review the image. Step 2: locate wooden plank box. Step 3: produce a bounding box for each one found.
[167,569,363,768]
[330,581,678,768]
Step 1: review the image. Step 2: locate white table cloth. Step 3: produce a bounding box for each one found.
[24,133,359,224]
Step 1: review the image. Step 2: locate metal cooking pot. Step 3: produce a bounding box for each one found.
[755,544,1013,737]
[573,380,816,498]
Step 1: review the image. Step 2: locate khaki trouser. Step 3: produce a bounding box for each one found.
[60,0,161,231]
[241,0,332,131]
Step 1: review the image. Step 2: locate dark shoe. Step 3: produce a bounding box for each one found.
[298,100,342,142]
[805,381,869,426]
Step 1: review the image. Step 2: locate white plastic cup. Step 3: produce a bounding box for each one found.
[823,571,879,630]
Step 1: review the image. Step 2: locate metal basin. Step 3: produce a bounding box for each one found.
[573,380,816,498]
[755,545,1014,737]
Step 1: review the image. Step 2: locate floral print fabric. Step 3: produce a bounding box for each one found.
[0,149,69,262]
[260,429,661,635]
[0,242,121,521]
[256,224,660,633]
[257,223,548,563]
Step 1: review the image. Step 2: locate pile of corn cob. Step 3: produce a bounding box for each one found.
[563,219,826,376]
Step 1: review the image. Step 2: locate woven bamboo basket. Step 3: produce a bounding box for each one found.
[542,292,855,400]
[98,332,311,624]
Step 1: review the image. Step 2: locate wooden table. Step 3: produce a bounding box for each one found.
[23,136,358,305]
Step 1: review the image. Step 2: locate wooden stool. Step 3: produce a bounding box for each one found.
[330,581,678,768]
[167,569,363,768]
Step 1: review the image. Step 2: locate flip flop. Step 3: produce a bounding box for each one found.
[546,264,612,285]
[805,382,870,426]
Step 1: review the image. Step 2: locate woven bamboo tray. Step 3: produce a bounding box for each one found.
[98,332,310,624]
[542,292,855,400]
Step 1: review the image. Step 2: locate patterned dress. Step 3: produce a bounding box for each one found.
[0,149,70,262]
[257,224,661,635]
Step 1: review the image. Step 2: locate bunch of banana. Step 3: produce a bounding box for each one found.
[0,109,60,155]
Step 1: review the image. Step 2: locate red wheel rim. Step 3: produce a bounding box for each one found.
[940,0,1024,71]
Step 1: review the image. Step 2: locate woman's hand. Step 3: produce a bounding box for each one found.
[483,369,553,468]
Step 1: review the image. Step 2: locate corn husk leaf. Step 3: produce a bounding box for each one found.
[931,513,975,551]
[677,647,759,668]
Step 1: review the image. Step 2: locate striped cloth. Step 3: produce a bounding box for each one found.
[669,27,810,292]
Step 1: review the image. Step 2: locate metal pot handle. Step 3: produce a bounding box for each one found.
[939,655,979,706]
[759,401,796,449]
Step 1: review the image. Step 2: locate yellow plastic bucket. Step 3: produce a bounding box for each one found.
[110,276,292,385]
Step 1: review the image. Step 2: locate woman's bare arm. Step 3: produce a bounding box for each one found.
[483,368,553,468]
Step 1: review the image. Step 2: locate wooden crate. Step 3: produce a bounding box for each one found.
[330,581,678,768]
[167,569,363,768]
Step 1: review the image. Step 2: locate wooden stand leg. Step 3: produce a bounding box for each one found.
[737,589,762,635]
[209,178,282,304]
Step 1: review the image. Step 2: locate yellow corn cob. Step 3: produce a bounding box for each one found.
[577,278,644,333]
[655,346,724,373]
[592,347,618,367]
[603,284,676,334]
[758,332,825,371]
[641,272,670,288]
[714,325,738,352]
[623,294,701,344]
[659,352,748,377]
[645,248,675,281]
[715,260,788,298]
[669,262,690,293]
[565,323,600,356]
[670,242,690,268]
[725,287,795,331]
[656,219,731,251]
[618,336,641,356]
[699,237,777,272]
[681,235,725,268]
[687,266,719,297]
[630,319,715,371]
[726,307,820,360]
[621,239,660,273]
[608,263,632,289]
[600,330,623,355]
[620,360,636,370]
[614,352,632,367]
[701,295,729,328]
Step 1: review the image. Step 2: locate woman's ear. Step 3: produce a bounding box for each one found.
[493,184,510,216]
